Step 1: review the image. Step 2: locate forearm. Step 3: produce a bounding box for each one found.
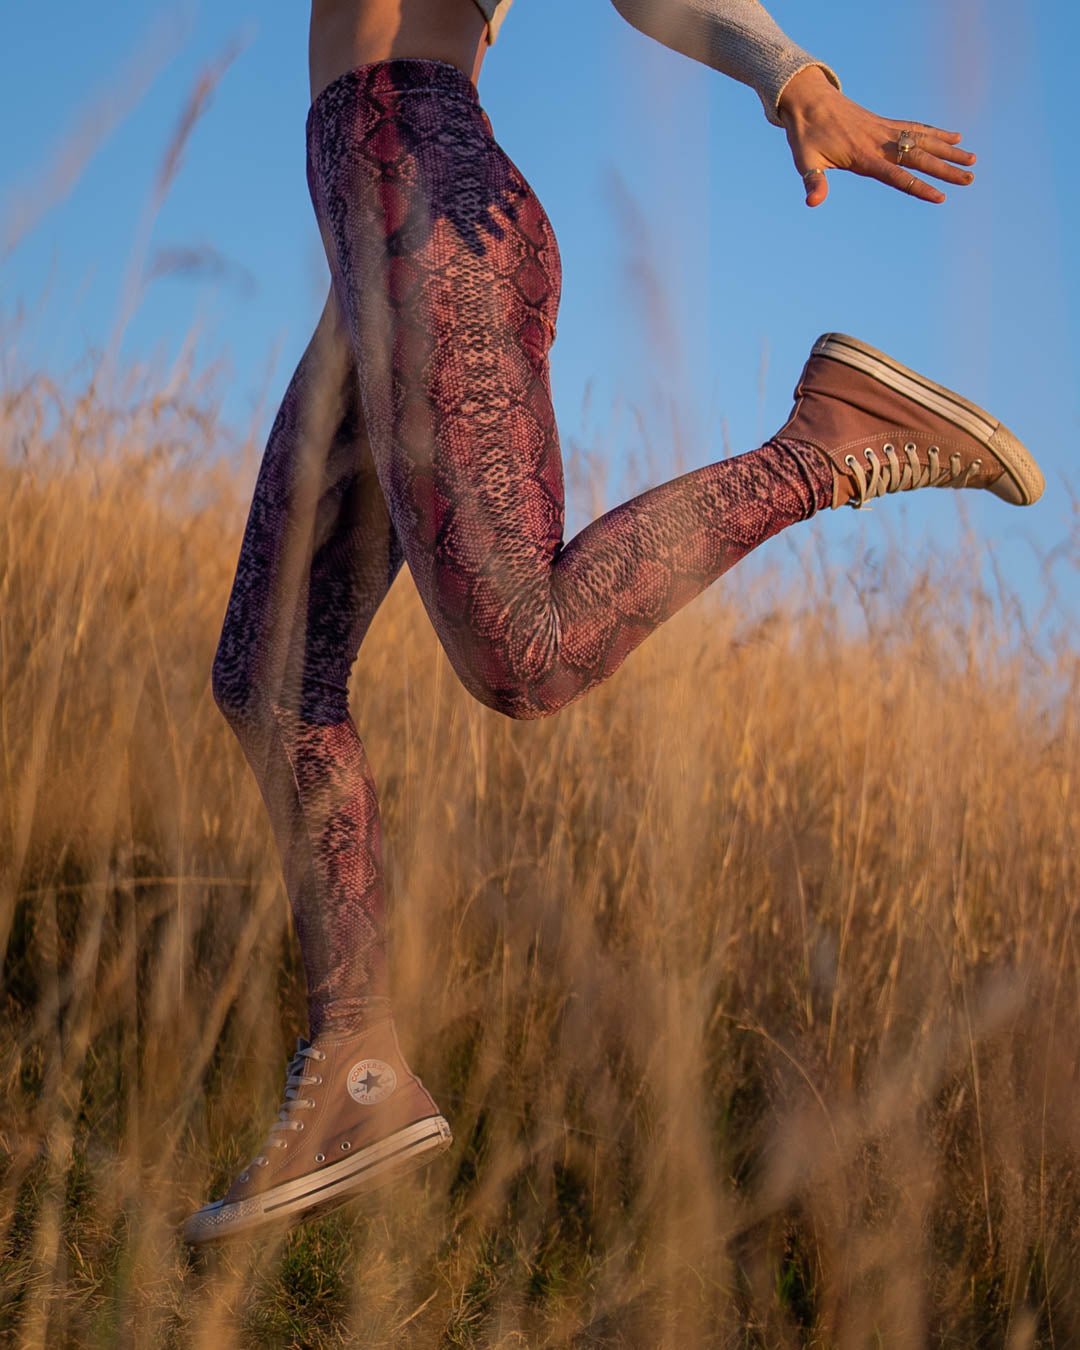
[608,0,840,126]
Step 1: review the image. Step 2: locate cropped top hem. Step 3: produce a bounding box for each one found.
[470,0,514,45]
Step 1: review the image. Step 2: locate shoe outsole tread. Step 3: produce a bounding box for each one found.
[182,1114,452,1246]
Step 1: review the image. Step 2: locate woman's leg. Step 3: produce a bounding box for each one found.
[305,59,834,721]
[190,338,455,1242]
[211,287,403,1037]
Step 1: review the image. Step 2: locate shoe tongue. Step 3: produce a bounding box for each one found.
[286,1036,311,1071]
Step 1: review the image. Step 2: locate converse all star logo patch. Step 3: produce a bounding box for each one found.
[346,1059,397,1106]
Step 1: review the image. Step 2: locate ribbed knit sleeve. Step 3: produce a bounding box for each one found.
[608,0,840,126]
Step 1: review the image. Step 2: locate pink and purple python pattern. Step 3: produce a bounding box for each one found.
[211,58,831,1035]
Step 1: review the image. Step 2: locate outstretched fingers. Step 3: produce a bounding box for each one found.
[860,123,978,202]
[778,75,980,208]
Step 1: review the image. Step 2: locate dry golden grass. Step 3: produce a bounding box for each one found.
[1,334,1078,1348]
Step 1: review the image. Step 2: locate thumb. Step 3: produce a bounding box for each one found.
[799,163,829,208]
[789,137,830,207]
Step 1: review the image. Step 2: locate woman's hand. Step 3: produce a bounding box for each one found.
[776,66,977,208]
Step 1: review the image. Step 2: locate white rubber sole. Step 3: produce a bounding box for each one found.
[182,1114,453,1246]
[812,332,1045,506]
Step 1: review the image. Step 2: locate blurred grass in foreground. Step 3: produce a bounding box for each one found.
[0,335,1078,1349]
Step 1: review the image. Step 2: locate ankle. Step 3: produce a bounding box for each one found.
[770,437,839,513]
[309,995,394,1041]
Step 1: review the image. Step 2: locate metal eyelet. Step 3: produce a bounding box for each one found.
[904,442,917,453]
[340,1140,351,1151]
[313,1076,323,1086]
[296,1122,305,1131]
[239,1172,250,1183]
[315,1152,326,1163]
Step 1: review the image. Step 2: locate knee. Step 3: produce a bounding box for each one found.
[471,682,552,722]
[212,649,351,737]
[448,651,560,722]
[438,619,572,721]
[210,644,269,733]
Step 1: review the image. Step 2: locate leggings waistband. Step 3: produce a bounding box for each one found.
[306,57,481,138]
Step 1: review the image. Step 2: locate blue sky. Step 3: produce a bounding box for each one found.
[2,0,1077,643]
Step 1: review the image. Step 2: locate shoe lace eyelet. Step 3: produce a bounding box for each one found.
[340,1140,351,1151]
[296,1122,305,1131]
[315,1152,326,1163]
[239,1172,250,1183]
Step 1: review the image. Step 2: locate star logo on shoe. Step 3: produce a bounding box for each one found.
[346,1058,397,1105]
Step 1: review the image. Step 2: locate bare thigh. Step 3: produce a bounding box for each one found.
[309,0,489,102]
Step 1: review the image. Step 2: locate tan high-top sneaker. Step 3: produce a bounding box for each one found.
[774,332,1045,509]
[182,1018,452,1245]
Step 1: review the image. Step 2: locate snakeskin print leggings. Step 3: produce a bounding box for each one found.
[211,59,832,1037]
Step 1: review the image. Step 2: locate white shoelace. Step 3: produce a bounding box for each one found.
[239,1043,327,1178]
[844,441,982,507]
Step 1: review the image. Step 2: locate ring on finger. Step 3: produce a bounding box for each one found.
[896,128,918,164]
[802,168,826,184]
[906,174,916,191]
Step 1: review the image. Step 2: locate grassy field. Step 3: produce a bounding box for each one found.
[1,334,1078,1349]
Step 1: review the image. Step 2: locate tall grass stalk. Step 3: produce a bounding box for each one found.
[1,345,1077,1345]
[2,47,1078,1350]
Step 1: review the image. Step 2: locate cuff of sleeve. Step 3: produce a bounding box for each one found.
[761,57,841,127]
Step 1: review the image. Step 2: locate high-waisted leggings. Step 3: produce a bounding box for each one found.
[211,59,832,1036]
